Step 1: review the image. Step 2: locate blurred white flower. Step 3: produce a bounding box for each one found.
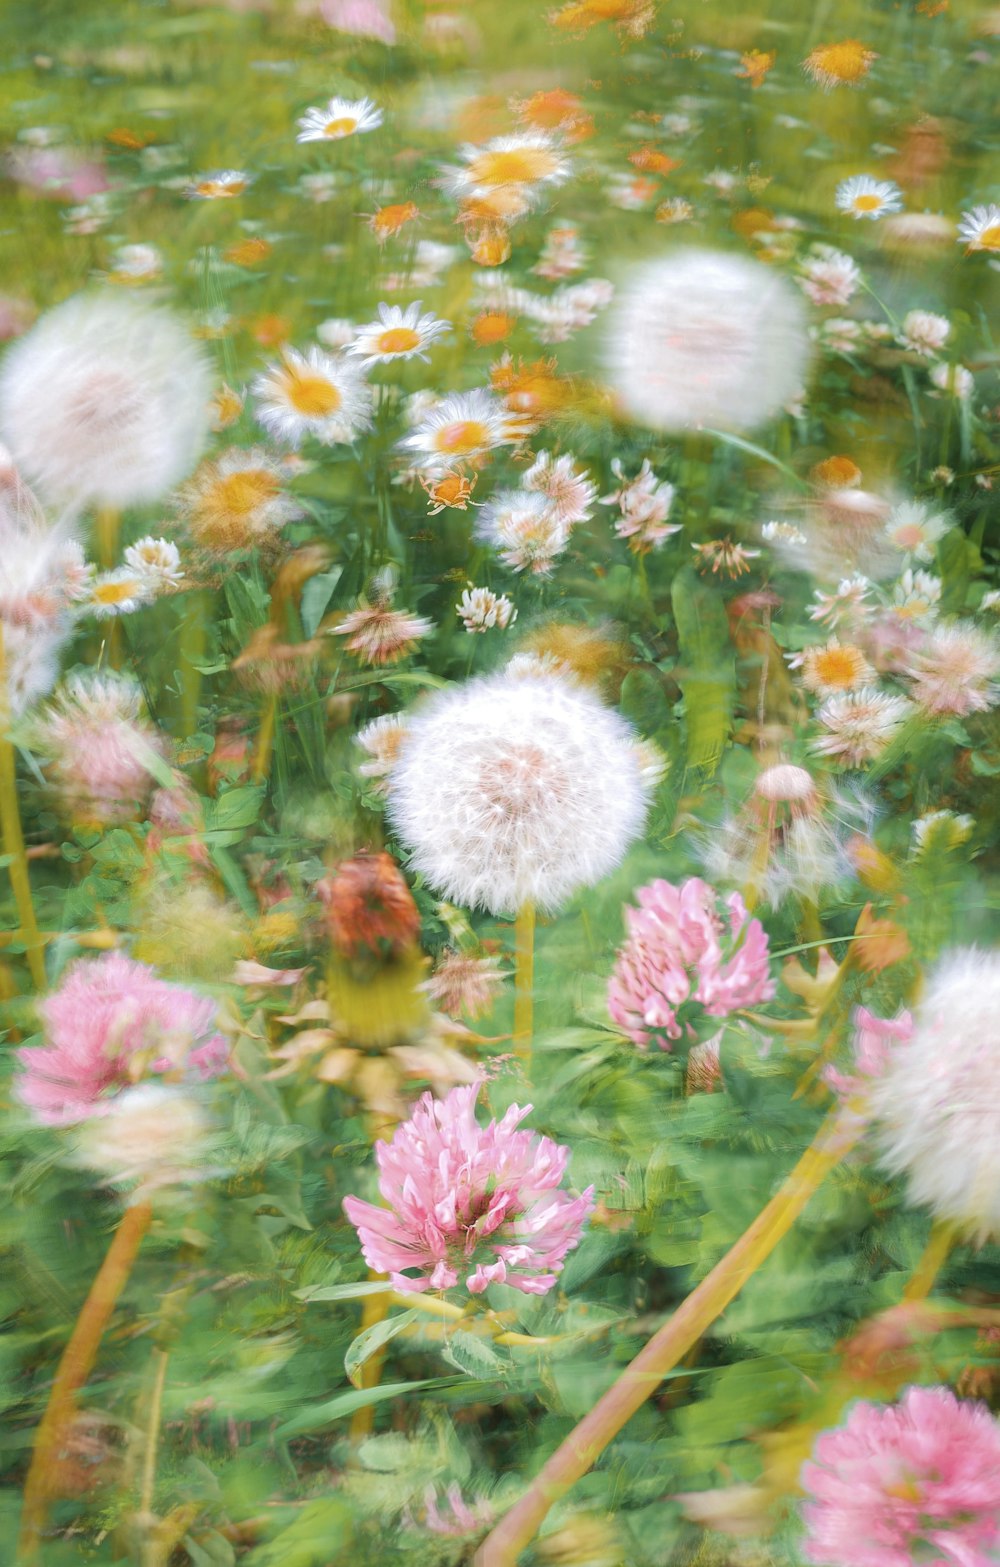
[605,249,810,434]
[898,310,950,356]
[0,291,210,512]
[73,1084,217,1205]
[871,950,1000,1242]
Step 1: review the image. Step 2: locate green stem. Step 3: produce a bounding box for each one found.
[474,1107,861,1566]
[0,622,45,991]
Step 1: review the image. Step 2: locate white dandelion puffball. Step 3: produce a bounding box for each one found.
[387,662,648,916]
[0,291,211,512]
[604,248,810,434]
[870,950,1000,1244]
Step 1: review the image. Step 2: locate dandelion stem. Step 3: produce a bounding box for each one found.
[349,1274,392,1443]
[17,1200,153,1564]
[513,902,535,1071]
[138,1347,170,1549]
[474,1107,861,1567]
[0,623,46,992]
[903,1220,955,1303]
[252,693,278,783]
[95,507,120,571]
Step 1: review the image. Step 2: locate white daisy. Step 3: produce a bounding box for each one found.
[400,388,524,472]
[296,96,383,143]
[957,204,1000,253]
[108,244,163,285]
[441,133,570,205]
[86,568,154,618]
[835,175,903,220]
[253,345,372,447]
[884,500,951,561]
[347,302,451,367]
[186,169,251,200]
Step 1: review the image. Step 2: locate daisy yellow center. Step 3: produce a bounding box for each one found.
[283,368,342,417]
[853,193,883,212]
[434,420,490,456]
[813,647,866,687]
[376,326,422,355]
[975,223,1000,251]
[468,146,560,187]
[212,469,279,519]
[197,179,244,197]
[324,116,359,137]
[808,40,873,83]
[93,578,141,606]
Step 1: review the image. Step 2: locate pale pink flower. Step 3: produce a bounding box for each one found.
[904,622,1000,716]
[423,1484,494,1537]
[522,450,596,525]
[812,687,913,767]
[330,603,433,665]
[17,952,228,1126]
[800,1385,1000,1567]
[34,672,165,826]
[421,950,508,1020]
[823,1006,913,1104]
[342,1085,594,1295]
[319,0,396,42]
[601,458,678,553]
[797,245,861,307]
[607,877,774,1049]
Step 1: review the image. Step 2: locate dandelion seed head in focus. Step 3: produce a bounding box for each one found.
[604,249,810,434]
[387,661,647,915]
[0,291,211,512]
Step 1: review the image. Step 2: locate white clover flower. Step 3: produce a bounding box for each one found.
[456,586,517,633]
[73,1084,217,1205]
[0,291,211,513]
[387,663,648,915]
[929,362,974,400]
[898,309,950,356]
[871,951,1000,1243]
[123,536,183,590]
[890,568,941,621]
[475,490,570,576]
[521,450,595,525]
[811,686,913,767]
[835,175,903,220]
[296,96,383,143]
[604,250,810,434]
[796,244,861,307]
[253,345,372,447]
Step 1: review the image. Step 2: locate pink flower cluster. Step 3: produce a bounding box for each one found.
[823,1006,913,1105]
[343,1085,594,1295]
[607,877,774,1049]
[801,1384,1000,1567]
[17,952,228,1126]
